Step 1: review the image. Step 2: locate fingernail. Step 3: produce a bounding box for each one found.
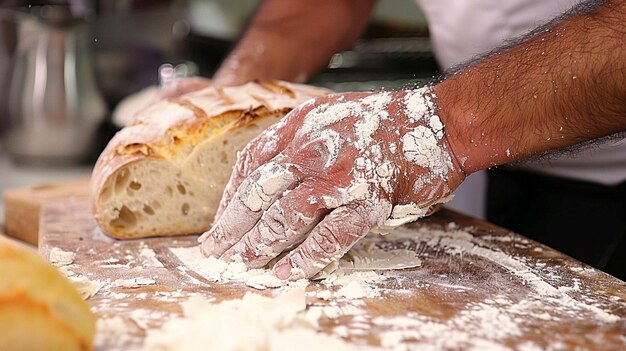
[274,262,292,280]
[220,251,242,263]
[200,235,218,257]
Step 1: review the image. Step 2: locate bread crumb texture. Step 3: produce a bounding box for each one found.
[91,81,330,239]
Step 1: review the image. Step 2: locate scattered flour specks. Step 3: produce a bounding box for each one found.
[49,247,76,265]
[112,277,156,289]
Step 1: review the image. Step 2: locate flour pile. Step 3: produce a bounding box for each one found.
[144,288,374,351]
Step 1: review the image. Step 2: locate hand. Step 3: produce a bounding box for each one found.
[155,77,213,100]
[198,87,466,279]
[212,43,274,87]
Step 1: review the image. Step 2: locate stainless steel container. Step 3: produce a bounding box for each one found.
[2,5,106,165]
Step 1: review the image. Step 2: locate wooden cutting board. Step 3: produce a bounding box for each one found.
[3,179,90,245]
[39,199,626,351]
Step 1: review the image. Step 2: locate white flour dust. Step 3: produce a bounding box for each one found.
[171,241,410,297]
[171,246,304,290]
[49,247,76,265]
[395,226,621,324]
[112,277,157,289]
[144,288,375,351]
[82,222,623,351]
[241,162,297,213]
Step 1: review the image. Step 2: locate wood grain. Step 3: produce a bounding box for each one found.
[3,179,90,245]
[40,200,626,351]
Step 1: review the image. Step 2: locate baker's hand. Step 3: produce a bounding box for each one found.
[212,42,307,87]
[155,77,213,100]
[198,87,466,279]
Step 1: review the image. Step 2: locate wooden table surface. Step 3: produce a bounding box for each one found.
[39,199,626,351]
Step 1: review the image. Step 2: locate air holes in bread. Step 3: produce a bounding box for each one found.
[114,170,130,193]
[110,206,137,229]
[143,205,155,215]
[91,81,331,239]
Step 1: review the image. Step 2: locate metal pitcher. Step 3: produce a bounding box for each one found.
[2,5,106,165]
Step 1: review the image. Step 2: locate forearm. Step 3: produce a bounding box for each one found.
[435,0,626,174]
[213,0,376,86]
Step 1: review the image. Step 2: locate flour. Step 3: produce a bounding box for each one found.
[404,87,435,124]
[88,222,622,350]
[352,92,391,150]
[241,162,296,212]
[311,289,333,301]
[347,181,370,201]
[95,316,133,350]
[429,115,444,139]
[354,113,381,150]
[69,275,105,300]
[403,126,446,172]
[299,99,362,136]
[49,247,76,265]
[144,288,375,351]
[373,299,521,350]
[202,86,461,278]
[173,238,423,297]
[318,129,343,168]
[380,203,429,228]
[323,270,384,299]
[112,277,156,288]
[337,280,369,299]
[392,225,621,324]
[139,248,165,268]
[389,143,397,154]
[54,257,104,300]
[171,246,303,289]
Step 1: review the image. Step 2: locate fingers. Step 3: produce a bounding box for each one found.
[213,100,318,222]
[273,203,377,280]
[213,130,282,222]
[218,183,336,268]
[199,160,300,257]
[157,77,212,100]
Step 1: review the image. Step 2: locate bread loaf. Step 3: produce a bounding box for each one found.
[0,238,95,351]
[91,80,331,239]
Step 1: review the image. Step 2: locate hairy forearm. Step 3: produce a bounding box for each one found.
[213,0,376,86]
[435,0,626,174]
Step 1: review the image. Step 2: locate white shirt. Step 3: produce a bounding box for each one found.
[414,0,626,185]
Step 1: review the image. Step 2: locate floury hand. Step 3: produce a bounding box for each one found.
[198,88,466,279]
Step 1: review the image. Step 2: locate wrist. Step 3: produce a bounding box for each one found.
[432,78,510,175]
[394,87,466,206]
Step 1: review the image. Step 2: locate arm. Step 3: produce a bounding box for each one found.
[201,0,626,279]
[212,0,377,86]
[437,0,626,174]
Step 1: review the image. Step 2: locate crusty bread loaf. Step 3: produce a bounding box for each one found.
[91,80,331,239]
[0,238,95,351]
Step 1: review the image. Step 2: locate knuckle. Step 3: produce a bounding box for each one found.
[291,246,330,277]
[235,148,253,177]
[258,205,293,244]
[238,235,259,261]
[339,206,371,233]
[210,222,228,241]
[313,224,344,255]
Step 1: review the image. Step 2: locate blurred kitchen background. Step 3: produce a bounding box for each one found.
[0,0,441,221]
